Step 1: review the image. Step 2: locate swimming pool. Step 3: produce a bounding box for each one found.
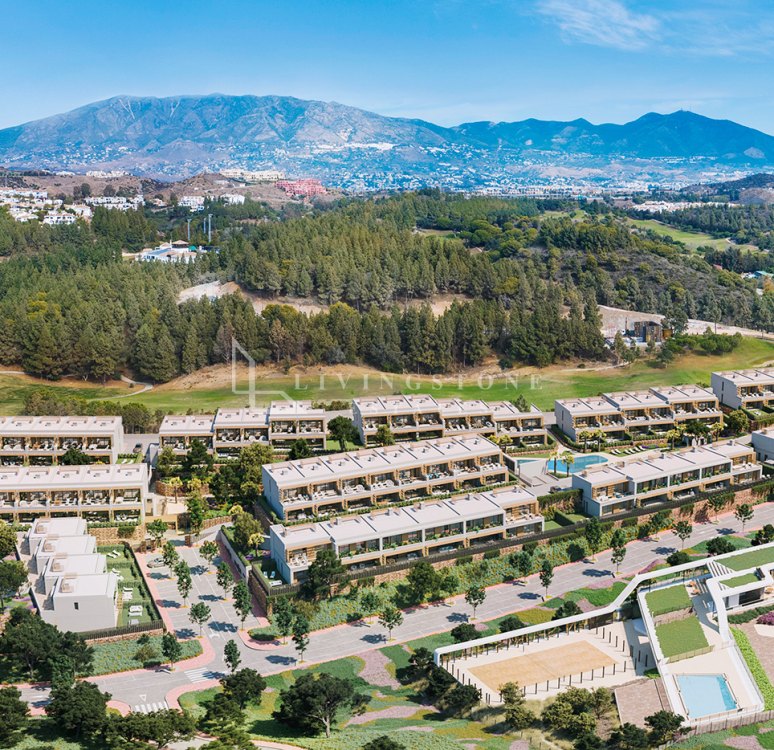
[677,674,737,717]
[550,454,608,475]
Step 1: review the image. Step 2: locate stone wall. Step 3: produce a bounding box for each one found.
[88,523,146,547]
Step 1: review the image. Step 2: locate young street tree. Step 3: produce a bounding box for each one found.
[610,529,627,576]
[162,541,179,571]
[233,580,252,629]
[224,639,241,674]
[216,562,235,599]
[273,672,369,739]
[378,605,404,641]
[359,588,382,622]
[584,517,603,561]
[189,602,212,635]
[735,503,754,531]
[539,560,554,601]
[673,520,693,549]
[273,598,295,644]
[199,540,219,568]
[464,585,486,620]
[292,616,310,662]
[174,561,192,606]
[510,550,533,583]
[161,632,183,671]
[146,519,168,550]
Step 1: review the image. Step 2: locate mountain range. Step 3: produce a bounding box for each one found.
[1,94,773,187]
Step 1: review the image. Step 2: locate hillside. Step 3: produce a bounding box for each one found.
[1,95,774,182]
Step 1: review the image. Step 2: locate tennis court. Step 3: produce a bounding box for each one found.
[470,640,616,692]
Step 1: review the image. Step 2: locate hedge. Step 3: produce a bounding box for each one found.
[728,603,774,625]
[732,627,774,709]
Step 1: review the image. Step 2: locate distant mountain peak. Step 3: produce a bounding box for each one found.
[1,94,773,183]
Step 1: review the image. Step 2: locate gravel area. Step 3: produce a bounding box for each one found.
[725,736,762,750]
[359,649,401,689]
[347,706,422,725]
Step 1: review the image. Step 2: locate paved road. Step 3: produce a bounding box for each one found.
[22,502,774,710]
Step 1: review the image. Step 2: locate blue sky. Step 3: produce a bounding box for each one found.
[2,0,773,132]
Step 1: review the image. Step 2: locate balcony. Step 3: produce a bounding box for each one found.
[1,440,24,451]
[215,430,241,443]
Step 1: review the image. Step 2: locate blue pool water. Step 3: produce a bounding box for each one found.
[550,454,608,475]
[677,674,737,717]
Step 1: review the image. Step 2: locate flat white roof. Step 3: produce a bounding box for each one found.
[44,553,106,577]
[577,442,754,487]
[28,516,86,539]
[264,436,502,487]
[649,384,717,403]
[353,396,542,420]
[213,408,269,428]
[604,390,667,409]
[354,394,440,415]
[713,369,774,385]
[0,416,121,436]
[54,571,117,598]
[36,535,95,556]
[555,397,620,416]
[0,463,148,491]
[268,401,325,419]
[159,415,215,435]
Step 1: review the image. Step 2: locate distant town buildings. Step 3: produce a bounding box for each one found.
[219,193,245,205]
[276,179,327,197]
[220,168,284,182]
[85,195,144,211]
[136,240,202,263]
[179,195,205,211]
[85,170,130,179]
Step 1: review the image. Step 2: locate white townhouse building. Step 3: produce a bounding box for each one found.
[555,385,722,443]
[269,486,542,583]
[572,442,761,517]
[262,435,509,521]
[0,416,123,465]
[0,463,148,523]
[711,369,774,410]
[352,395,547,447]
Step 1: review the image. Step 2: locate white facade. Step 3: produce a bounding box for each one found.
[572,442,761,517]
[262,435,509,521]
[0,415,122,465]
[712,369,774,410]
[270,486,542,583]
[0,463,148,522]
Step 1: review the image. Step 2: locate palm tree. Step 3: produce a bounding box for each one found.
[665,428,682,450]
[562,452,575,477]
[684,419,710,446]
[577,430,591,452]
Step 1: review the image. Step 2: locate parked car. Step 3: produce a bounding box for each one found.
[147,557,165,568]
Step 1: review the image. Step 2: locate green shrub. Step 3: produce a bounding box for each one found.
[732,627,774,709]
[455,556,473,567]
[728,603,774,625]
[483,549,500,560]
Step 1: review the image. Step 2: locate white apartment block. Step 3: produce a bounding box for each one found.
[751,428,774,463]
[159,415,215,454]
[711,369,774,410]
[352,395,547,447]
[572,442,761,517]
[85,195,143,211]
[0,416,123,465]
[42,211,76,225]
[262,435,509,521]
[220,193,245,205]
[269,486,543,583]
[179,195,205,211]
[159,402,328,456]
[24,518,117,632]
[555,385,722,443]
[0,463,148,523]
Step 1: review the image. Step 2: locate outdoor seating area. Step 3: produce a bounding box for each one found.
[98,545,159,627]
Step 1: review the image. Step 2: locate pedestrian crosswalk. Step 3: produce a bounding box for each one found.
[184,667,221,683]
[133,700,169,713]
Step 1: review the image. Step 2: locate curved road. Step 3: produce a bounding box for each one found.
[20,502,774,713]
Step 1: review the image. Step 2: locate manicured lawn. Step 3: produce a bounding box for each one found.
[655,616,709,659]
[645,584,691,616]
[627,218,758,252]
[722,546,774,572]
[723,573,760,588]
[0,336,772,414]
[688,535,751,555]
